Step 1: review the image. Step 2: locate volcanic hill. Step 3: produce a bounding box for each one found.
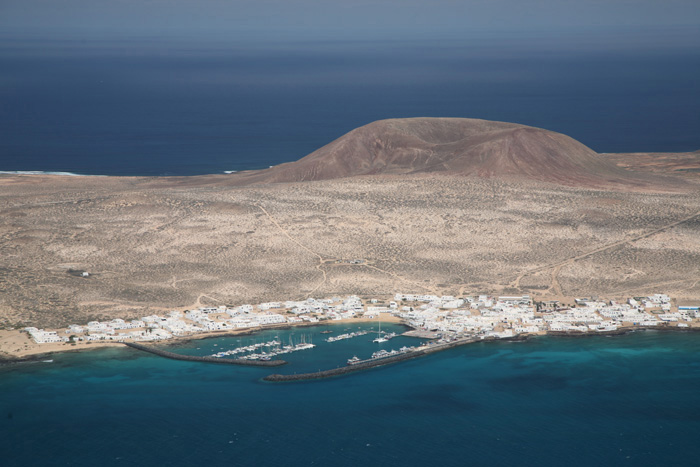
[234,118,665,188]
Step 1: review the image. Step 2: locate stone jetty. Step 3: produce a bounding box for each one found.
[263,336,484,382]
[123,342,287,366]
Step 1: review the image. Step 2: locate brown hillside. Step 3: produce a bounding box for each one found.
[232,118,681,188]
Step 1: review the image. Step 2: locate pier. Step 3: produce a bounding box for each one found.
[123,342,287,367]
[263,337,482,382]
[402,329,440,339]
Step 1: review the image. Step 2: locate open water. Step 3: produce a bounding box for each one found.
[1,39,699,175]
[2,325,700,466]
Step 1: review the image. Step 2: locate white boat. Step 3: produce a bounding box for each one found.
[371,349,391,359]
[326,330,369,343]
[295,343,316,351]
[373,316,388,343]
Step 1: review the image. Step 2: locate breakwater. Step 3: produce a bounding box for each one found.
[123,342,287,367]
[263,337,483,382]
[263,349,426,381]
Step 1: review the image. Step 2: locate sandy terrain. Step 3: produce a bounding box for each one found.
[1,171,699,340]
[0,329,123,359]
[604,151,700,180]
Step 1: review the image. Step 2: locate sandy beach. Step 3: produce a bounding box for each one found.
[0,314,405,361]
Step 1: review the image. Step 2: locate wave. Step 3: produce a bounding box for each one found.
[223,170,238,174]
[0,170,92,176]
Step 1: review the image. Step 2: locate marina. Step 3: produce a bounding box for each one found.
[239,342,316,361]
[264,337,476,381]
[210,338,281,357]
[211,336,316,361]
[17,291,700,383]
[373,331,398,343]
[325,330,369,343]
[371,317,397,343]
[118,314,700,383]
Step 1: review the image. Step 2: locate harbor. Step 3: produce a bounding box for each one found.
[263,336,479,381]
[123,342,287,367]
[21,292,698,381]
[120,319,700,381]
[121,322,416,374]
[209,335,316,361]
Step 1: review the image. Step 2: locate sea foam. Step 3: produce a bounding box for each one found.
[0,170,91,176]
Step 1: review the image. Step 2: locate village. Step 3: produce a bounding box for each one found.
[24,293,700,347]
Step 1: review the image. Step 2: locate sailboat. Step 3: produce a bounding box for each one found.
[373,316,388,343]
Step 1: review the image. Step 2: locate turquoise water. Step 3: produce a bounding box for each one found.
[2,326,700,466]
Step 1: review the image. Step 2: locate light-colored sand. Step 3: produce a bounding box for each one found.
[0,329,123,359]
[0,172,699,331]
[0,315,404,359]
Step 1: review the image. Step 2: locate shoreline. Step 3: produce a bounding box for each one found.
[262,324,700,382]
[2,320,698,372]
[0,315,404,364]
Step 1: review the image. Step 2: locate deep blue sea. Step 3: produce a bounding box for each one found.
[2,325,700,466]
[1,38,699,175]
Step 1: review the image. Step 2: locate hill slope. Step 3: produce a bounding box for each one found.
[233,118,674,188]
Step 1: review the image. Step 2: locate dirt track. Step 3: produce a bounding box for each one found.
[1,172,699,328]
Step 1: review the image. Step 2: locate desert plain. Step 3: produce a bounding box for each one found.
[1,118,699,335]
[1,172,699,331]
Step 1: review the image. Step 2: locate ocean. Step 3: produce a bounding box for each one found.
[2,326,700,466]
[1,38,699,176]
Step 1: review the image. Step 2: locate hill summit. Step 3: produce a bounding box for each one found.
[234,118,660,187]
